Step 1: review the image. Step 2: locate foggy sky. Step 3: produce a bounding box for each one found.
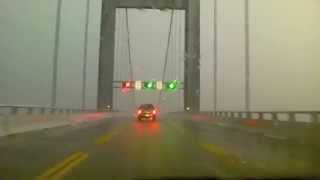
[1,0,320,112]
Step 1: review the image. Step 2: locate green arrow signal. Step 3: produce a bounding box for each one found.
[165,80,179,92]
[143,81,156,90]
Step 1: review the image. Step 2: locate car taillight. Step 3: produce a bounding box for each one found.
[137,110,142,115]
[152,110,156,115]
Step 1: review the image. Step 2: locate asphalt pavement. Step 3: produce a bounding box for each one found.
[0,114,319,180]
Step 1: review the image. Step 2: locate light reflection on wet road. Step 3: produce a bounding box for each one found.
[0,115,319,179]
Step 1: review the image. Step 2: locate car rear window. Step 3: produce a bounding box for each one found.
[139,104,154,110]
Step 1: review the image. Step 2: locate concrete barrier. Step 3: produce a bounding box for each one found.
[167,111,320,148]
[0,105,119,137]
[0,111,75,137]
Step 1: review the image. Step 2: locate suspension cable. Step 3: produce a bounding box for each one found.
[167,10,177,111]
[118,9,126,110]
[125,8,136,107]
[172,11,179,111]
[213,0,218,114]
[174,11,179,80]
[178,10,183,110]
[125,8,134,81]
[157,9,174,105]
[114,9,124,111]
[114,10,119,110]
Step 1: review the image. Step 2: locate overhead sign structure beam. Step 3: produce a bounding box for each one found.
[116,0,187,9]
[97,0,200,112]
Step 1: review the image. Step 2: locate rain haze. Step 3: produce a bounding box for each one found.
[1,0,320,179]
[1,0,320,111]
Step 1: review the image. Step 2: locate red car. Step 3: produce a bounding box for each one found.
[136,104,157,121]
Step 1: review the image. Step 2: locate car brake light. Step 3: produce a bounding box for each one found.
[152,110,156,115]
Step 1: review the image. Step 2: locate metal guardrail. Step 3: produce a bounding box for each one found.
[214,111,320,123]
[0,105,115,136]
[167,111,320,123]
[0,105,98,115]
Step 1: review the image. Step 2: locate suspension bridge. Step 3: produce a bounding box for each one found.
[1,0,320,179]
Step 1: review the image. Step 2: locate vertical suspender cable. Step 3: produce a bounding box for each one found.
[171,11,175,81]
[213,0,218,115]
[174,11,178,81]
[178,11,182,110]
[125,8,134,81]
[125,8,136,108]
[170,11,177,111]
[157,10,174,105]
[51,0,62,108]
[174,11,180,111]
[118,9,126,110]
[81,0,90,109]
[114,9,122,111]
[174,11,179,111]
[244,0,251,112]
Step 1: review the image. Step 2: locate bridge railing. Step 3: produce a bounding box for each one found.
[0,104,100,136]
[215,111,320,124]
[0,104,97,115]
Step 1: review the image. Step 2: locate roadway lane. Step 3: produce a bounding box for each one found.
[63,119,220,180]
[0,116,128,180]
[0,115,221,180]
[166,115,320,177]
[0,114,319,179]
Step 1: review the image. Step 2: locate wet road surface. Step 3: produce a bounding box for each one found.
[0,114,319,179]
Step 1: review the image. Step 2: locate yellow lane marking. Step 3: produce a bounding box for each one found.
[95,130,119,145]
[166,120,241,159]
[51,153,88,180]
[162,120,226,176]
[94,123,130,145]
[36,152,88,180]
[37,152,83,179]
[200,143,229,157]
[166,120,303,177]
[200,143,243,169]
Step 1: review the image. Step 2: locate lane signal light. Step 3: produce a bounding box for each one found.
[122,81,132,88]
[165,80,179,92]
[121,80,179,92]
[135,81,142,90]
[121,81,133,92]
[156,81,163,90]
[143,81,156,90]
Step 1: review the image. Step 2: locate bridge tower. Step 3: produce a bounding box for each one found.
[97,0,200,112]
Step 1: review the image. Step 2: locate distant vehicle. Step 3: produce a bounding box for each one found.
[136,104,157,121]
